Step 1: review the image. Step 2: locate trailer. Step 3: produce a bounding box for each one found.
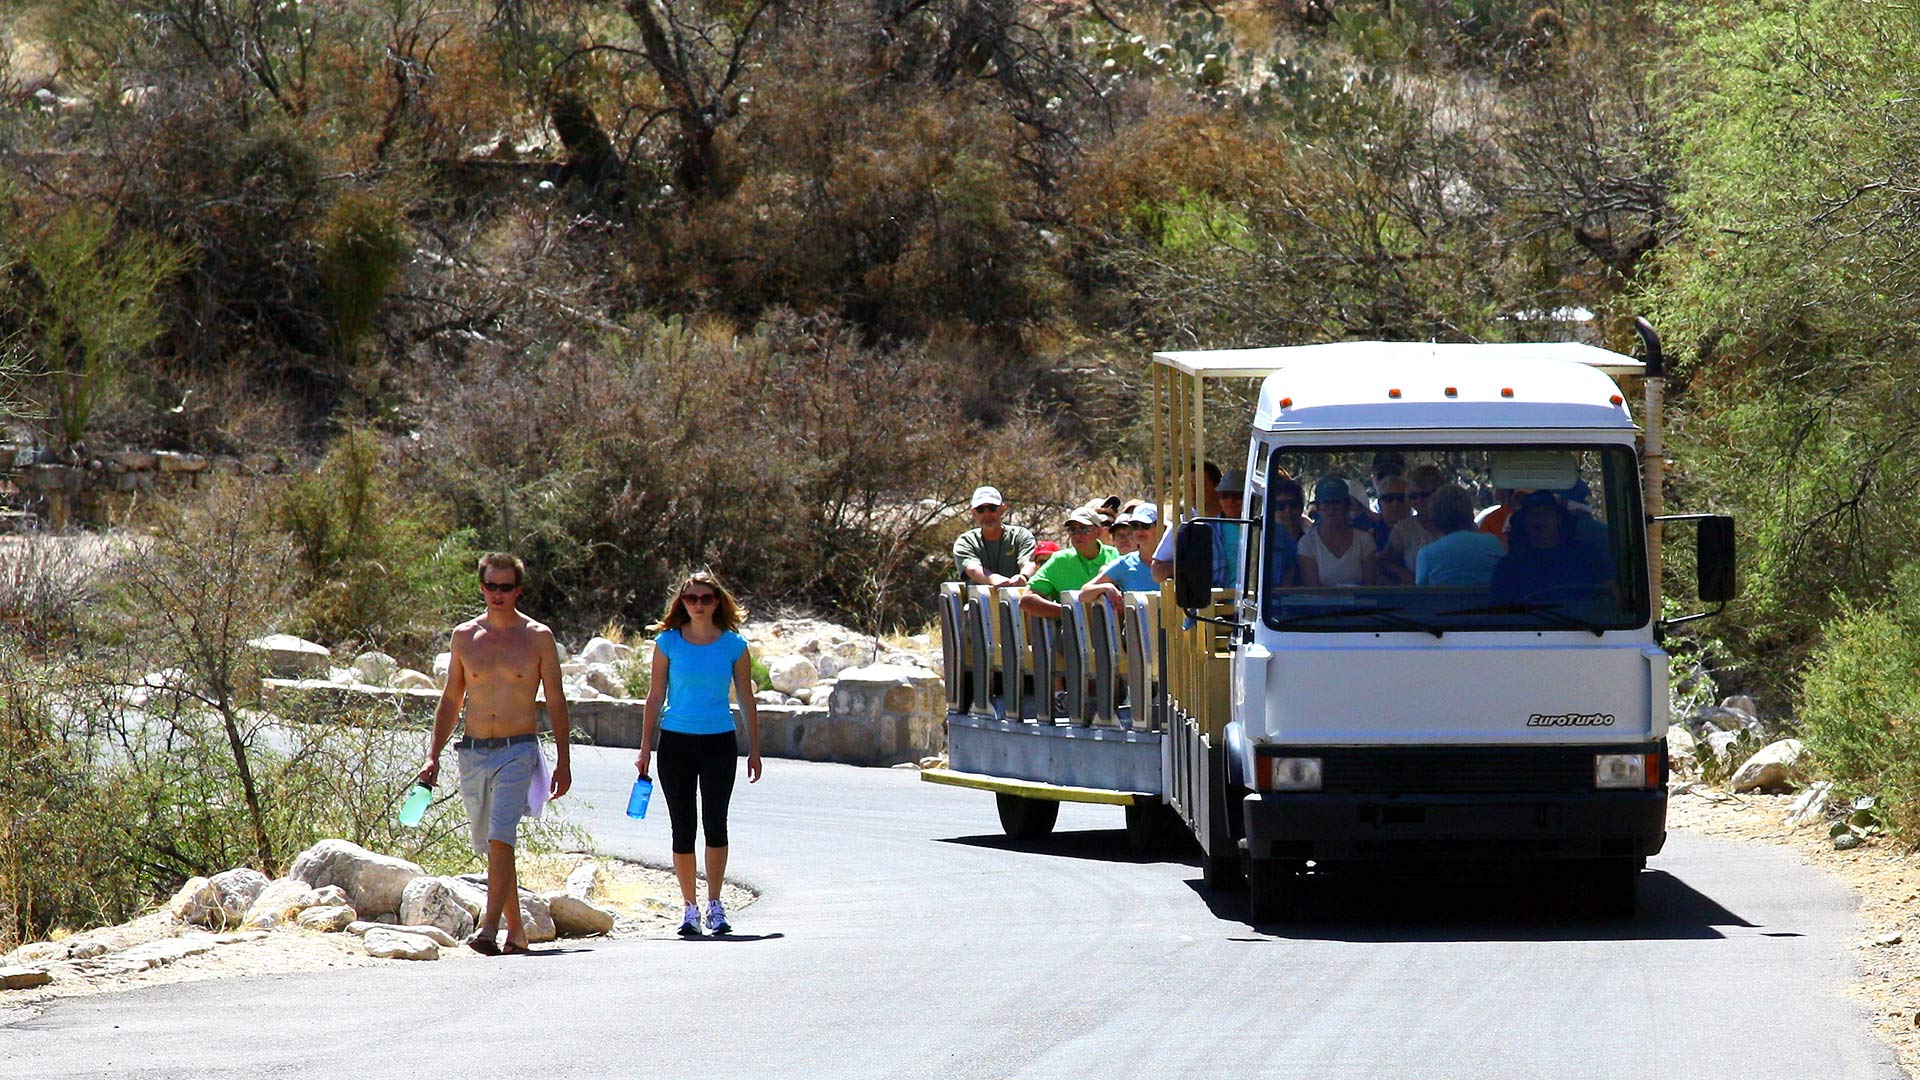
[923,323,1736,919]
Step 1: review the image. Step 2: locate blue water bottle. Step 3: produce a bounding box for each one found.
[626,774,653,819]
[397,783,433,827]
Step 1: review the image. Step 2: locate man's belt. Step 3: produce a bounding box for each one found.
[453,732,540,750]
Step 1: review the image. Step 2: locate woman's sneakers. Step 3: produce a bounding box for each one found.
[678,904,702,937]
[704,899,731,935]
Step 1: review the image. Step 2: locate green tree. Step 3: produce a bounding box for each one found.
[6,204,190,452]
[1645,0,1920,703]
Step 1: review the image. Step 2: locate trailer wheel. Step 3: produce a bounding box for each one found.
[996,793,1060,840]
[1123,800,1189,855]
[1246,859,1304,924]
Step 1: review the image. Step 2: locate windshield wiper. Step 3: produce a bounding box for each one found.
[1270,604,1443,638]
[1435,602,1608,637]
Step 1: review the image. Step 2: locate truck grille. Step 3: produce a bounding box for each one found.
[1305,745,1656,795]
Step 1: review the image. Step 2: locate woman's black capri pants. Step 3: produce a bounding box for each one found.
[655,730,738,854]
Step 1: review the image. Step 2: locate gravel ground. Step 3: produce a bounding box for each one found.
[1669,786,1920,1075]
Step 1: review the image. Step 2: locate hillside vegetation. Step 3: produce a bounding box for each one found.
[7,0,1920,932]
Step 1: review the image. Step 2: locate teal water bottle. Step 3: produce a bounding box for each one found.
[398,783,433,827]
[626,775,653,819]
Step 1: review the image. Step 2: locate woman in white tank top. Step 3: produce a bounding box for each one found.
[1298,476,1378,587]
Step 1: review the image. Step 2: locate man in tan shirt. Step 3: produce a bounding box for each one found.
[417,553,572,954]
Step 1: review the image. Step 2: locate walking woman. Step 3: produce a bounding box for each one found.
[637,570,763,936]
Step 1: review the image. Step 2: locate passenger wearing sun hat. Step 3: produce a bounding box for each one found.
[952,484,1037,586]
[1298,475,1378,587]
[1017,505,1120,620]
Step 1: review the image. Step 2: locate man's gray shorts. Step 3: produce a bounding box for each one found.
[457,741,537,857]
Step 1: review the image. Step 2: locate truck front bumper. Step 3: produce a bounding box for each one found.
[1243,790,1666,864]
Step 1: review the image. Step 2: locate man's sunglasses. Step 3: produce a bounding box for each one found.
[681,592,718,605]
[481,581,520,593]
[1379,493,1408,503]
[973,504,1003,513]
[1065,523,1095,534]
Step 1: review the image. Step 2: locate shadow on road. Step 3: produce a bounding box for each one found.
[1189,869,1757,942]
[935,829,1193,865]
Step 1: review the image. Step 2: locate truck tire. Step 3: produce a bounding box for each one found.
[1124,800,1190,855]
[996,793,1059,840]
[1246,859,1303,923]
[1589,859,1640,918]
[1202,849,1246,891]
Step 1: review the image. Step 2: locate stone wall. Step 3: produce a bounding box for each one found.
[7,449,284,528]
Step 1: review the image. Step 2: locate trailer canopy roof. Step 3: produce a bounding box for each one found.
[1153,340,1644,380]
[1153,341,1645,435]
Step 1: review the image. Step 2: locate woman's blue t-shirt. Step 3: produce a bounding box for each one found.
[1099,552,1159,594]
[657,629,749,735]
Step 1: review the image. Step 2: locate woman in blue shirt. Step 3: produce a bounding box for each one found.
[637,570,763,936]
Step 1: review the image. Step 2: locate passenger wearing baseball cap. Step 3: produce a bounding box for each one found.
[952,484,1038,587]
[1080,504,1162,608]
[1211,471,1248,589]
[1489,490,1614,604]
[1017,505,1120,620]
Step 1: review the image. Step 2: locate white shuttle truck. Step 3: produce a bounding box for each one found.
[926,329,1735,921]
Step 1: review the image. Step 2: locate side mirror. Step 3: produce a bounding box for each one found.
[1174,521,1215,610]
[1697,515,1736,603]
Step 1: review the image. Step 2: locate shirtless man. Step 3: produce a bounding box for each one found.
[417,553,572,955]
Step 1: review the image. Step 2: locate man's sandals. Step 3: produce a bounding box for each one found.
[467,932,533,956]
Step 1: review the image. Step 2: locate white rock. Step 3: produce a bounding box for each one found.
[432,652,452,689]
[1721,694,1758,718]
[10,942,66,964]
[351,651,398,686]
[545,893,616,937]
[754,690,785,706]
[790,686,814,705]
[569,682,603,701]
[297,905,357,932]
[204,868,271,928]
[1694,705,1760,734]
[579,636,621,665]
[287,839,425,916]
[564,862,599,899]
[783,696,803,706]
[1667,726,1697,763]
[561,660,589,679]
[1787,780,1835,828]
[611,642,634,663]
[327,666,357,686]
[248,634,332,677]
[362,928,439,960]
[241,877,322,929]
[584,663,624,698]
[399,877,477,941]
[168,877,217,924]
[67,941,107,959]
[554,641,569,664]
[391,669,436,690]
[1731,738,1806,793]
[312,885,350,908]
[769,655,819,694]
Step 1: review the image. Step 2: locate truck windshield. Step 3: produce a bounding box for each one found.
[1258,444,1648,633]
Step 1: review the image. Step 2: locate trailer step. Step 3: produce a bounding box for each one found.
[920,768,1144,805]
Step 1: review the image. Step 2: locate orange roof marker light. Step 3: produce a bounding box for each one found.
[1388,388,1402,399]
[1501,387,1515,398]
[1279,396,1292,409]
[1610,394,1625,406]
[1444,386,1458,398]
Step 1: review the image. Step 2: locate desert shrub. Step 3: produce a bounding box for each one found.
[0,531,114,646]
[1797,560,1920,840]
[280,427,479,658]
[315,189,409,357]
[409,310,1089,634]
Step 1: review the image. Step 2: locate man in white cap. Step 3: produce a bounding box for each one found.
[952,485,1038,587]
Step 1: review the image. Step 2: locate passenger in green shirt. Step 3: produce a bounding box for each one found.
[1019,506,1120,620]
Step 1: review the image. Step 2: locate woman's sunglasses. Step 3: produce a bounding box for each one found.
[681,592,718,605]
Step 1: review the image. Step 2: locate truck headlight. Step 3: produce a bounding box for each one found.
[1260,756,1323,792]
[1595,752,1656,790]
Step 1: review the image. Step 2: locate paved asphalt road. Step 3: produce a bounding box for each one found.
[1,746,1906,1079]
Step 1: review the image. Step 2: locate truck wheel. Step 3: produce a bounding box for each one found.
[996,793,1059,840]
[1202,849,1247,891]
[1590,859,1640,918]
[1124,801,1189,855]
[1246,859,1303,923]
